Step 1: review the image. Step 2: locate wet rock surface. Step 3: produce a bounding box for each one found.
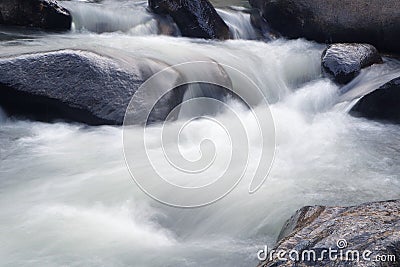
[322,43,383,84]
[148,0,230,39]
[0,50,183,125]
[0,0,72,30]
[259,200,400,267]
[249,0,400,54]
[350,77,400,124]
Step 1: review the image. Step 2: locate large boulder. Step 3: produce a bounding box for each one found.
[350,77,400,124]
[0,0,72,30]
[148,0,230,40]
[259,200,400,267]
[0,50,184,125]
[249,0,400,54]
[322,43,383,84]
[0,50,233,125]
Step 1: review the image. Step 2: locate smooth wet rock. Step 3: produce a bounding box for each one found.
[249,0,400,54]
[350,77,400,124]
[322,43,383,84]
[259,200,400,267]
[0,0,72,30]
[0,50,184,125]
[148,0,230,40]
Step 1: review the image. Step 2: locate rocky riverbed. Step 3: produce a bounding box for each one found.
[0,1,399,266]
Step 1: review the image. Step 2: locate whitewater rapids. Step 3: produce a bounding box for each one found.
[0,1,400,266]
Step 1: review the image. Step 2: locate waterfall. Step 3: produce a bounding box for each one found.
[178,83,228,119]
[338,58,400,110]
[61,1,160,35]
[60,1,260,40]
[217,8,258,40]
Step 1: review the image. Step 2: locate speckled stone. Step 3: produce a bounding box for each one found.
[259,200,400,267]
[322,43,383,84]
[148,0,230,40]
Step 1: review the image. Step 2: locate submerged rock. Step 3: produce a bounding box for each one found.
[0,50,184,125]
[259,200,400,267]
[148,0,230,40]
[0,0,72,30]
[350,77,400,124]
[322,43,383,84]
[249,0,400,54]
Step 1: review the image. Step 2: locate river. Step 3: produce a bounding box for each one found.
[0,0,400,266]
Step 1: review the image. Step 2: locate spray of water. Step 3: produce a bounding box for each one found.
[1,2,400,266]
[60,0,260,40]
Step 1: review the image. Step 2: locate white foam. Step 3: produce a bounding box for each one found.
[1,10,400,266]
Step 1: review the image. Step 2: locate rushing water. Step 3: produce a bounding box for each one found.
[1,1,400,266]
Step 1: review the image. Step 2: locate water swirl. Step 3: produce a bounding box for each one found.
[123,61,275,207]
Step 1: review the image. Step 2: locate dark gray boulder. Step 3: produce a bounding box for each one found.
[259,200,400,267]
[148,0,230,40]
[0,50,184,125]
[322,43,383,84]
[0,0,72,30]
[350,77,400,124]
[249,0,400,54]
